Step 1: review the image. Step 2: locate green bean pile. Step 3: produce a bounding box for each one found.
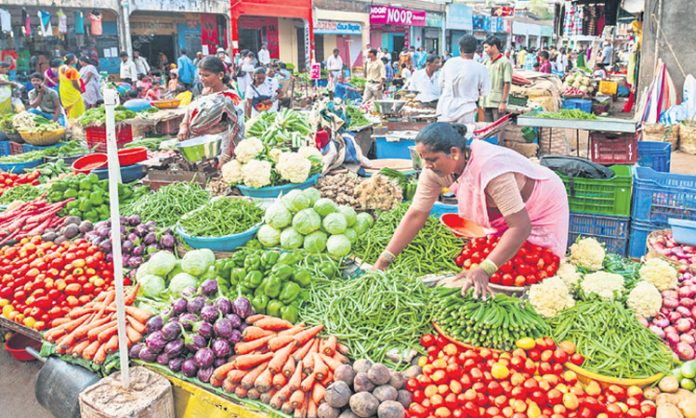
[549,300,676,379]
[536,109,598,120]
[433,287,550,351]
[0,185,43,204]
[0,150,46,163]
[353,203,462,275]
[180,197,263,237]
[123,182,209,228]
[299,269,434,369]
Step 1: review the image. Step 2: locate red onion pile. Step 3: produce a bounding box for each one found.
[646,271,696,360]
[648,232,696,267]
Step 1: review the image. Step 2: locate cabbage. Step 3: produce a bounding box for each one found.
[322,213,347,235]
[167,261,183,281]
[357,212,374,227]
[264,203,292,229]
[181,249,215,277]
[303,231,328,253]
[303,188,321,206]
[258,224,281,247]
[344,228,357,244]
[136,262,153,282]
[148,251,178,276]
[280,228,304,249]
[282,190,310,213]
[354,213,373,235]
[169,272,198,295]
[139,274,166,298]
[292,208,322,235]
[314,198,338,217]
[337,206,357,227]
[327,234,351,258]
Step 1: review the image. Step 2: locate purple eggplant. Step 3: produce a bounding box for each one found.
[97,226,111,238]
[181,358,198,377]
[128,232,139,243]
[194,347,215,369]
[145,220,157,229]
[145,331,167,353]
[211,338,231,358]
[164,339,185,357]
[156,352,170,365]
[213,318,234,339]
[119,225,127,235]
[215,298,233,315]
[181,287,197,298]
[146,316,164,333]
[98,240,112,253]
[127,257,142,268]
[128,214,141,226]
[196,367,214,383]
[160,234,176,249]
[129,342,144,359]
[184,333,207,352]
[179,313,198,330]
[200,305,219,323]
[106,253,114,263]
[224,313,241,329]
[214,357,228,368]
[161,321,182,341]
[134,224,148,236]
[143,232,157,245]
[232,297,253,319]
[168,357,184,372]
[196,321,214,339]
[228,329,243,344]
[187,296,206,314]
[122,240,134,252]
[132,245,145,257]
[172,298,188,315]
[138,346,158,362]
[200,279,218,297]
[239,322,248,333]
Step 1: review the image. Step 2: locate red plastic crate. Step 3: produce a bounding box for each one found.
[590,131,638,165]
[155,115,184,135]
[85,124,133,153]
[9,141,24,155]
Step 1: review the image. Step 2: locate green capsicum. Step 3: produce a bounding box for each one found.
[215,259,234,281]
[244,254,262,271]
[271,264,293,281]
[279,281,301,304]
[280,304,299,322]
[231,251,247,267]
[261,251,280,268]
[251,294,269,313]
[266,300,283,317]
[230,268,246,285]
[292,268,312,287]
[242,270,264,288]
[319,261,338,278]
[277,252,301,266]
[264,275,282,298]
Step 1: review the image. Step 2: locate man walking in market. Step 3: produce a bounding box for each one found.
[119,51,137,84]
[363,48,386,102]
[176,49,196,90]
[326,48,344,89]
[133,50,150,77]
[258,43,271,67]
[481,36,512,122]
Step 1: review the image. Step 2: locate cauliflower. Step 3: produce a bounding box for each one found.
[235,138,264,163]
[556,262,583,289]
[276,152,312,184]
[221,160,243,184]
[626,281,662,318]
[241,159,272,188]
[568,237,605,271]
[269,148,283,163]
[580,271,625,300]
[298,145,322,160]
[639,258,677,291]
[528,277,576,318]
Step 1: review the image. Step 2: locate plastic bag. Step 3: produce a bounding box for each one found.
[539,155,614,179]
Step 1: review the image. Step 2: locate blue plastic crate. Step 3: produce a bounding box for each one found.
[632,166,696,225]
[669,218,696,246]
[23,142,66,153]
[562,98,592,113]
[0,159,43,173]
[637,141,671,172]
[628,220,664,258]
[568,212,630,256]
[374,136,415,159]
[430,201,458,218]
[467,136,499,147]
[0,141,10,157]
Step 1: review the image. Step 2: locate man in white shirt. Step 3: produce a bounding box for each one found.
[363,43,371,66]
[119,51,137,84]
[436,35,490,124]
[326,48,343,84]
[407,54,441,105]
[258,43,271,66]
[133,50,150,77]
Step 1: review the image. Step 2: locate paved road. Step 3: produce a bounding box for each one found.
[0,347,53,418]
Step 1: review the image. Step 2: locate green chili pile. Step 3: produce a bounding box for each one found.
[536,109,598,120]
[353,203,462,275]
[180,197,264,237]
[123,182,210,228]
[0,184,43,204]
[299,269,434,369]
[549,300,676,379]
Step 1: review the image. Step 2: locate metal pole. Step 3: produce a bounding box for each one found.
[121,0,133,57]
[652,0,662,79]
[104,88,129,389]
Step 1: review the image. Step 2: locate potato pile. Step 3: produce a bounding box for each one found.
[652,375,696,418]
[317,172,362,208]
[319,360,412,418]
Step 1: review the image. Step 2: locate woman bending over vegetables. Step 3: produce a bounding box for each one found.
[375,122,568,299]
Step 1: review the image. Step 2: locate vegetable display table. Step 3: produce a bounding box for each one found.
[0,316,42,342]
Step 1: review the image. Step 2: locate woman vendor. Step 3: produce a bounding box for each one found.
[177,56,243,166]
[375,123,568,299]
[245,67,278,119]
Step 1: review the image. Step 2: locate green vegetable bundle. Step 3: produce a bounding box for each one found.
[0,184,43,204]
[34,159,73,180]
[40,141,88,158]
[124,136,168,151]
[354,203,462,275]
[433,287,550,351]
[245,108,313,149]
[123,182,209,228]
[549,300,676,378]
[536,109,598,120]
[77,106,137,127]
[179,197,263,237]
[346,105,372,130]
[300,269,434,368]
[0,150,46,163]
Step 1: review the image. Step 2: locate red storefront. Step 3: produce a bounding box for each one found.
[230,0,314,70]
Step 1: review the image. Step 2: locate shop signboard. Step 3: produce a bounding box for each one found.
[370,6,426,27]
[425,12,443,28]
[492,6,514,17]
[310,63,321,79]
[446,4,473,31]
[314,20,361,35]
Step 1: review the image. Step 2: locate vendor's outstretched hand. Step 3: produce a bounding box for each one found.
[460,267,494,300]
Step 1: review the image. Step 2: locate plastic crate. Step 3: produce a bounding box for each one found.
[467,136,499,147]
[632,166,696,225]
[508,95,528,107]
[156,115,185,135]
[637,141,671,172]
[0,141,10,157]
[628,220,663,258]
[9,141,24,155]
[557,164,633,217]
[669,218,696,246]
[562,98,592,113]
[590,131,638,165]
[568,212,630,256]
[375,136,415,159]
[85,125,133,153]
[23,142,66,153]
[599,80,618,95]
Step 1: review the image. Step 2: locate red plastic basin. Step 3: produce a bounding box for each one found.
[118,147,148,166]
[4,333,41,362]
[440,213,486,238]
[72,153,108,174]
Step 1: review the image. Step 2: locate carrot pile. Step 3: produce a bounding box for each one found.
[43,284,153,364]
[212,315,349,418]
[0,199,72,245]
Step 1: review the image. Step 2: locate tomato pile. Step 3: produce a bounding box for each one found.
[455,236,561,287]
[0,171,40,195]
[0,237,117,330]
[406,334,656,418]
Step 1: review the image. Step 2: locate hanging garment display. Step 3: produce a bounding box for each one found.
[89,12,102,36]
[0,9,10,33]
[74,11,85,35]
[22,9,31,37]
[57,9,67,34]
[38,10,52,37]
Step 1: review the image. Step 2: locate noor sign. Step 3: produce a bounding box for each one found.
[370,6,426,26]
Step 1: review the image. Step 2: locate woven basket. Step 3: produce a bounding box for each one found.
[151,99,181,109]
[18,127,66,146]
[504,140,539,158]
[680,122,696,155]
[646,229,696,273]
[641,123,679,150]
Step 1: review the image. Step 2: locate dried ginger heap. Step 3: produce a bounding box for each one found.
[355,174,402,211]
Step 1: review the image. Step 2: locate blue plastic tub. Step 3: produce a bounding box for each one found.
[562,98,592,113]
[568,212,630,257]
[467,136,499,147]
[632,166,696,225]
[0,158,43,173]
[0,141,10,157]
[237,174,320,198]
[91,164,146,183]
[430,201,458,218]
[637,141,671,173]
[374,136,415,160]
[669,218,696,246]
[23,142,66,153]
[628,220,663,258]
[177,224,260,252]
